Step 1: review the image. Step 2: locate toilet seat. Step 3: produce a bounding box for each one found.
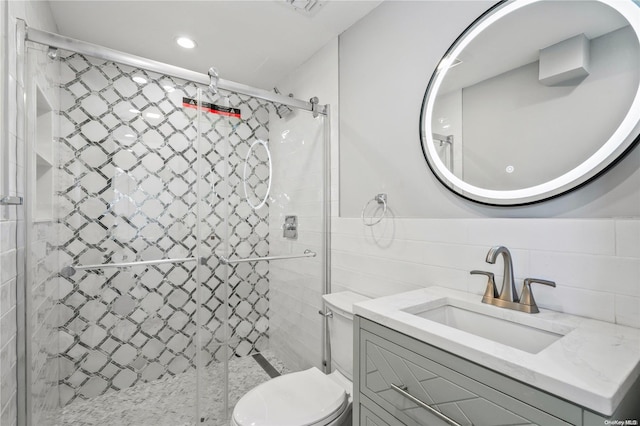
[231,367,348,426]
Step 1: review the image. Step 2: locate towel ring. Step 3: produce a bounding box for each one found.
[361,194,388,226]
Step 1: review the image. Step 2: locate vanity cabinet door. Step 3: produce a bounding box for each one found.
[360,329,570,426]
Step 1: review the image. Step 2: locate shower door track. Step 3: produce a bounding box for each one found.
[21,20,327,115]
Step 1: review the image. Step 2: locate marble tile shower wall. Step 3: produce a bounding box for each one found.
[56,52,271,405]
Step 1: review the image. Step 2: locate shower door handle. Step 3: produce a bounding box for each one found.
[61,257,199,277]
[219,249,316,265]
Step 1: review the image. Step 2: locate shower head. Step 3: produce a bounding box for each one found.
[273,87,294,119]
[47,47,58,60]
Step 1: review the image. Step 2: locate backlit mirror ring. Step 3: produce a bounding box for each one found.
[420,0,640,206]
[243,139,272,210]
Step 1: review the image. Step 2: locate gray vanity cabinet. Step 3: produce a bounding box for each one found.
[353,317,626,426]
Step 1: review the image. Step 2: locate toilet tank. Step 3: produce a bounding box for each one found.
[322,291,370,381]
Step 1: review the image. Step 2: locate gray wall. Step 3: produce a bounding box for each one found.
[339,1,640,218]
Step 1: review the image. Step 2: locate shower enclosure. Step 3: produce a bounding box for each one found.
[21,24,329,426]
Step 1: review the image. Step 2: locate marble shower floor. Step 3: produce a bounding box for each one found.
[59,351,288,426]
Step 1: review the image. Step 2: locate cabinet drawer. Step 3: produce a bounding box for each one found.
[361,405,393,426]
[360,329,570,426]
[360,394,405,426]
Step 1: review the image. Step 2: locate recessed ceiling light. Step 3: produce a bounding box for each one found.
[176,37,197,49]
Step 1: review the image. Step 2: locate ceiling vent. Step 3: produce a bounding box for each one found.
[282,0,326,17]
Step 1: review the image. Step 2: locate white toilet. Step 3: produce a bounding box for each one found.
[230,291,370,426]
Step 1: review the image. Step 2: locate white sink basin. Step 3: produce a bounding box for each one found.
[412,302,565,354]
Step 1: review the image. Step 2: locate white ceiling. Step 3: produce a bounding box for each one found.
[48,0,383,90]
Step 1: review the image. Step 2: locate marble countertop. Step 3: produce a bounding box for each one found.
[353,286,640,416]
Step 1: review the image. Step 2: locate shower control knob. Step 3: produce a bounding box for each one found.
[283,215,298,240]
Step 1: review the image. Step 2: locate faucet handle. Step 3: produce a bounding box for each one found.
[470,270,499,302]
[520,278,556,313]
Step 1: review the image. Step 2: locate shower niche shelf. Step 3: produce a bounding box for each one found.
[34,84,54,222]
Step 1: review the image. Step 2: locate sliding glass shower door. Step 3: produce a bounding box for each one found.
[48,49,225,425]
[212,98,328,421]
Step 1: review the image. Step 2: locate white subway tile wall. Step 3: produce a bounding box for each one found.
[331,218,640,328]
[616,219,640,258]
[1,0,18,418]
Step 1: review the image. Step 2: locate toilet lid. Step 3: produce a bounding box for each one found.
[232,367,348,426]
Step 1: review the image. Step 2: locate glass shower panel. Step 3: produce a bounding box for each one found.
[194,87,235,424]
[53,49,212,425]
[195,88,277,424]
[265,108,327,374]
[25,43,62,426]
[215,101,327,421]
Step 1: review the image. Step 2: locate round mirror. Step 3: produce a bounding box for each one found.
[420,0,640,206]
